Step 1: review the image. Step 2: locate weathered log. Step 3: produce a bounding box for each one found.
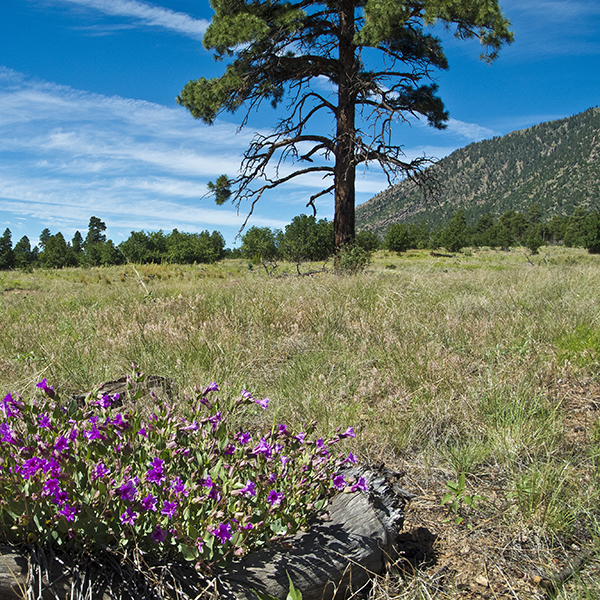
[0,464,412,600]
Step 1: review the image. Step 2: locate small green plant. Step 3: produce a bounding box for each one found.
[441,472,484,525]
[336,243,371,274]
[255,571,303,600]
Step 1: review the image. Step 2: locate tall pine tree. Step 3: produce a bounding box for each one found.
[178,0,512,246]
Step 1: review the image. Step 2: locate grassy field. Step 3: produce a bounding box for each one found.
[1,246,599,599]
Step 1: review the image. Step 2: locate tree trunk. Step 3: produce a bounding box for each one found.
[334,0,357,249]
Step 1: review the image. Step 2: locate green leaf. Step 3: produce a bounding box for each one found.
[286,571,303,600]
[440,492,455,506]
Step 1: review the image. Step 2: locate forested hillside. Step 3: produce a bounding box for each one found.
[356,106,600,236]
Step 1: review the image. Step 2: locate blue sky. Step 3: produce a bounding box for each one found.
[1,0,599,248]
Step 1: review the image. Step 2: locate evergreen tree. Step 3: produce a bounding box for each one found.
[583,211,600,254]
[278,215,334,262]
[178,0,512,247]
[72,231,84,255]
[240,226,281,261]
[39,233,73,269]
[355,230,380,252]
[13,236,35,269]
[85,217,107,246]
[440,210,468,252]
[0,228,15,270]
[385,223,412,253]
[38,228,51,252]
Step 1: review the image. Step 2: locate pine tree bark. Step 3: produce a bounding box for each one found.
[333,0,356,248]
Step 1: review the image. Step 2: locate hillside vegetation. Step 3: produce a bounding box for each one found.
[357,106,600,236]
[1,249,600,599]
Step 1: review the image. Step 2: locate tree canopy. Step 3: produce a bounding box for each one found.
[178,0,513,247]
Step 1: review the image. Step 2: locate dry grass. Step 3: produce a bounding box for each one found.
[1,246,599,598]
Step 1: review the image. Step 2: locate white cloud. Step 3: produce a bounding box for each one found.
[445,118,497,142]
[49,0,209,39]
[0,68,319,242]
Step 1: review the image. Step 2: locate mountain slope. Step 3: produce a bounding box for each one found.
[356,106,600,236]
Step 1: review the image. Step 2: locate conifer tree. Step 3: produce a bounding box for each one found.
[178,0,513,247]
[0,228,15,270]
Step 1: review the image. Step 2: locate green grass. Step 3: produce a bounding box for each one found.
[1,245,599,598]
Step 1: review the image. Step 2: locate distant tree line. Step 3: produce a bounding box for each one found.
[0,217,226,271]
[1,206,599,271]
[383,205,600,255]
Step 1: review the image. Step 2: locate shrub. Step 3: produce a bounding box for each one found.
[336,244,371,274]
[0,370,363,571]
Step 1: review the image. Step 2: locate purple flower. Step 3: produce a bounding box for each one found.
[295,432,306,444]
[223,443,236,455]
[147,458,166,484]
[58,503,77,521]
[54,435,69,454]
[36,378,55,398]
[208,410,222,431]
[0,422,16,443]
[20,457,44,479]
[170,477,189,497]
[84,423,105,442]
[333,474,347,490]
[42,478,61,497]
[212,522,232,544]
[151,526,168,543]
[280,455,290,468]
[92,462,110,481]
[344,452,358,464]
[267,490,285,507]
[251,437,272,458]
[351,476,369,493]
[341,426,356,438]
[161,500,177,519]
[1,392,22,418]
[43,457,61,478]
[240,389,252,400]
[235,431,251,445]
[268,472,277,484]
[120,507,138,526]
[96,394,113,409]
[277,424,287,435]
[138,426,147,437]
[53,490,69,506]
[112,413,129,430]
[199,476,213,488]
[118,479,138,502]
[204,382,219,394]
[240,480,256,498]
[254,396,269,410]
[182,420,199,431]
[141,493,158,512]
[207,486,221,501]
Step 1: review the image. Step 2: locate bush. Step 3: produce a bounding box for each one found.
[336,244,371,274]
[0,370,363,570]
[355,230,381,252]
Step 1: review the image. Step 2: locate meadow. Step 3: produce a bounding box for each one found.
[1,245,599,599]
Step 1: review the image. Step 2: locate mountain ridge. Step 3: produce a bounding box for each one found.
[356,106,600,236]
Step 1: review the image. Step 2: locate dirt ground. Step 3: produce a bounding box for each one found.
[383,376,600,600]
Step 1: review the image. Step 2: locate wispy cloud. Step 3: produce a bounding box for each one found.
[0,68,292,242]
[45,0,209,39]
[445,118,497,142]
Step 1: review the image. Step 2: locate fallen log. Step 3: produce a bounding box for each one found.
[0,464,412,600]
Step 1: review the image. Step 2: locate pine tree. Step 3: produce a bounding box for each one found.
[0,228,15,270]
[178,0,512,247]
